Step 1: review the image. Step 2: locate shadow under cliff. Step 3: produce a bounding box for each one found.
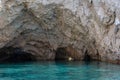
[0,46,94,63]
[0,47,36,63]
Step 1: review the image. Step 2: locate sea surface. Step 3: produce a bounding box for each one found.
[0,61,119,80]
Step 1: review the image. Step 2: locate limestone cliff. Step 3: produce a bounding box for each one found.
[0,0,120,63]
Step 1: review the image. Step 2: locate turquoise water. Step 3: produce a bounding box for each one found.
[0,61,120,80]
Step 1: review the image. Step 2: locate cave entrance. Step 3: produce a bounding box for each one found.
[55,47,68,61]
[0,47,36,63]
[55,46,78,61]
[83,50,92,62]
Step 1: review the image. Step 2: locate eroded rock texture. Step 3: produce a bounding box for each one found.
[0,0,120,63]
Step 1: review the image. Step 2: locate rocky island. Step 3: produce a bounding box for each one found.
[0,0,120,64]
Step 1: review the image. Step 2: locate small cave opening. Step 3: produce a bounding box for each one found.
[55,47,77,61]
[0,46,36,63]
[83,50,92,62]
[55,47,68,61]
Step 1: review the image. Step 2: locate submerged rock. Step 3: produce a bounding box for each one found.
[0,0,120,64]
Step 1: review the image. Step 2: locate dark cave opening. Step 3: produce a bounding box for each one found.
[55,47,68,61]
[55,47,76,61]
[55,47,93,62]
[0,47,36,63]
[83,50,92,62]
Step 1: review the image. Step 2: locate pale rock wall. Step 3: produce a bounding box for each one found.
[0,0,120,63]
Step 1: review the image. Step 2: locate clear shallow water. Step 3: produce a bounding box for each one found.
[0,61,119,80]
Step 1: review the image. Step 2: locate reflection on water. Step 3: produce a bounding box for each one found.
[0,61,119,80]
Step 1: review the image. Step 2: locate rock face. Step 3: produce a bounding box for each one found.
[0,0,120,63]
